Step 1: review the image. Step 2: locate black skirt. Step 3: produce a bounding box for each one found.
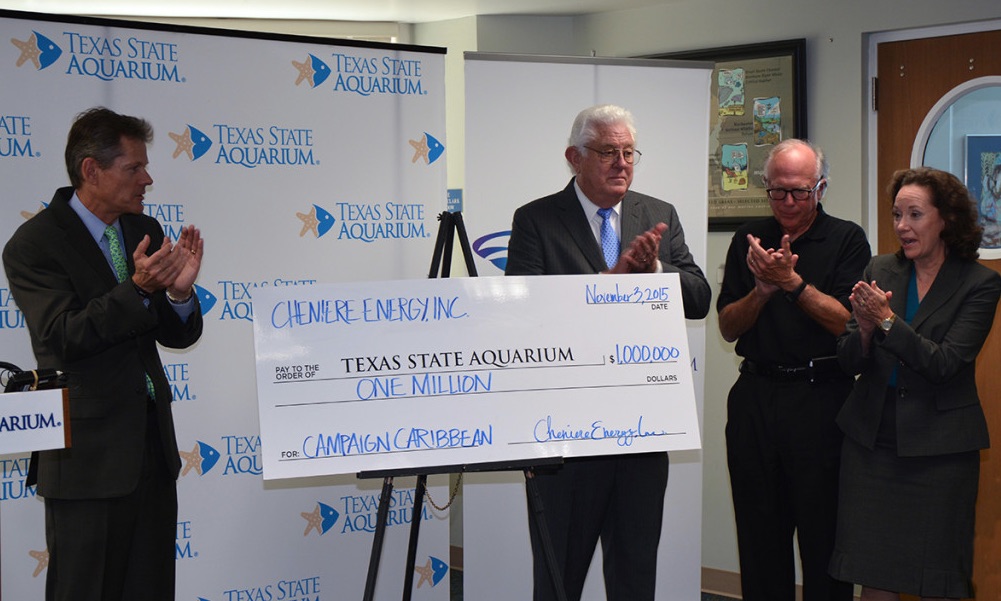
[829,427,979,598]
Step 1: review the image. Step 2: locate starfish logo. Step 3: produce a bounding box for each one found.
[179,441,221,476]
[295,204,336,238]
[20,202,48,221]
[301,502,339,536]
[472,230,512,272]
[168,124,213,161]
[28,548,48,577]
[10,31,62,70]
[408,132,445,165]
[414,555,448,588]
[291,53,331,88]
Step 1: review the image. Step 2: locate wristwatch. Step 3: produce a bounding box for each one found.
[880,313,896,333]
[784,280,808,304]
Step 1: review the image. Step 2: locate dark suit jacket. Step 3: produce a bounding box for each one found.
[505,179,711,319]
[2,187,203,499]
[836,253,1001,456]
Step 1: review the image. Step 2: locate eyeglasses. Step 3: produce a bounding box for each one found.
[583,146,642,165]
[765,179,824,201]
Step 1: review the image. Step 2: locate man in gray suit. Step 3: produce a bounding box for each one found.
[3,107,204,601]
[505,104,711,601]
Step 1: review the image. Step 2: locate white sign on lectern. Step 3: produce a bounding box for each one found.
[0,388,69,455]
[252,274,701,480]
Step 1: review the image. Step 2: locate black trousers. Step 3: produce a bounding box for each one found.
[45,404,177,601]
[725,373,854,601]
[527,452,669,601]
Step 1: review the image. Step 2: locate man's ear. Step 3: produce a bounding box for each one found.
[565,146,581,174]
[80,157,99,185]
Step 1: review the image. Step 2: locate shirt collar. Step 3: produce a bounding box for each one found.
[68,191,121,245]
[573,178,619,221]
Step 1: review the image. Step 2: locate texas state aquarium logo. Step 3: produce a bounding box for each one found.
[180,435,262,477]
[10,28,183,82]
[0,456,35,501]
[471,230,512,272]
[163,361,196,401]
[1,114,40,159]
[192,278,316,321]
[292,53,331,88]
[409,131,444,166]
[0,285,26,330]
[294,50,428,97]
[295,198,431,243]
[169,122,317,168]
[196,575,323,601]
[314,488,435,535]
[301,502,339,536]
[179,441,221,477]
[176,519,200,560]
[9,31,62,70]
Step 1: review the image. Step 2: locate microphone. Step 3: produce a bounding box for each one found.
[3,368,66,393]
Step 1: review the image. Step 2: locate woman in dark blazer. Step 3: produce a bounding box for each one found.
[829,167,1001,601]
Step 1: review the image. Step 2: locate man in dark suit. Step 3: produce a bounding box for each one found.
[505,104,711,601]
[2,107,204,601]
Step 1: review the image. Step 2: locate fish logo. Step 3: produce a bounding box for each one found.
[472,230,512,272]
[193,284,217,315]
[318,502,339,534]
[179,441,221,476]
[295,204,335,238]
[292,53,331,88]
[301,501,339,536]
[168,125,212,161]
[10,31,62,70]
[414,555,448,588]
[408,132,445,165]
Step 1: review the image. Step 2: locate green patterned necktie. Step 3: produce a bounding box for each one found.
[104,225,156,401]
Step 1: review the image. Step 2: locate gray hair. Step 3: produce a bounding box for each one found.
[567,104,637,150]
[762,138,829,183]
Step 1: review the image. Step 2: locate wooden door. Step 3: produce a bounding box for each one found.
[876,29,1001,601]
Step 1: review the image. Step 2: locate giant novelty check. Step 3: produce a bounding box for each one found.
[252,274,701,480]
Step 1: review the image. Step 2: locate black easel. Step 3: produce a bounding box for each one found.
[359,211,569,601]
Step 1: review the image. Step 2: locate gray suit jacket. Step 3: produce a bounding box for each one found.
[2,187,203,498]
[837,253,1001,456]
[505,179,711,319]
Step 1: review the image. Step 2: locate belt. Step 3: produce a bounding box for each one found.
[739,357,843,382]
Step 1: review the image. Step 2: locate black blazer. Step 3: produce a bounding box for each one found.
[836,253,1001,456]
[2,187,203,498]
[505,179,711,319]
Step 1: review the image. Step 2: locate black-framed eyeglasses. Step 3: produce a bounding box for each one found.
[765,179,824,201]
[583,146,642,165]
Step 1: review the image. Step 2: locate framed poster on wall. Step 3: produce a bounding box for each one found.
[650,39,807,230]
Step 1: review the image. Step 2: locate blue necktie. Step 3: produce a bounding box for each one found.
[104,225,157,401]
[597,207,619,269]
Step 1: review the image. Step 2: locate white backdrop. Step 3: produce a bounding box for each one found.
[0,10,450,601]
[462,53,712,601]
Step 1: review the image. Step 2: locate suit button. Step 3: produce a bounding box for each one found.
[898,387,907,397]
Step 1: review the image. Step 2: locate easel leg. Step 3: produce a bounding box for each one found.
[401,474,427,601]
[524,468,570,601]
[362,476,395,601]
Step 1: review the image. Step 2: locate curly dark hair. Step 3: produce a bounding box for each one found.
[889,167,982,261]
